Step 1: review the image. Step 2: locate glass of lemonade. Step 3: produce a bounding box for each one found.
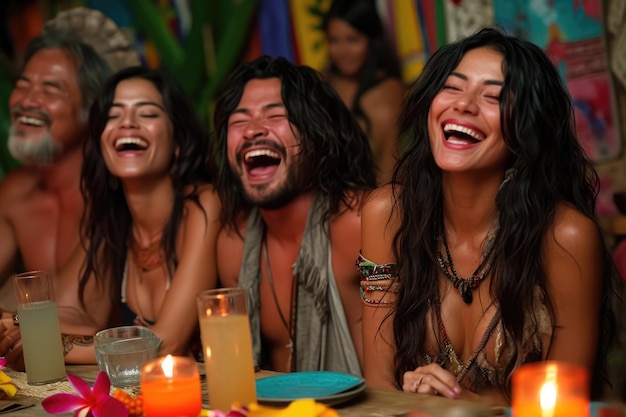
[197,288,256,411]
[13,271,66,385]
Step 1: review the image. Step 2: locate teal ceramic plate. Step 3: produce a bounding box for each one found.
[256,372,366,406]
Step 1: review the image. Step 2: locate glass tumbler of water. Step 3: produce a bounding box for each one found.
[13,271,66,385]
[197,288,257,411]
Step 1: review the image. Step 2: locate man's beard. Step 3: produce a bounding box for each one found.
[8,125,62,166]
[235,161,304,210]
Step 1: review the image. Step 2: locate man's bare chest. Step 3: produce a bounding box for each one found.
[8,192,82,270]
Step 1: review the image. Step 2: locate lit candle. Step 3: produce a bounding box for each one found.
[512,361,589,417]
[141,355,202,417]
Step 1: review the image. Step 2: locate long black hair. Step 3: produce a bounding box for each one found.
[79,66,214,309]
[214,55,376,231]
[391,26,618,399]
[323,0,402,132]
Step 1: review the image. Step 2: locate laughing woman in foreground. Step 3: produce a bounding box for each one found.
[358,27,620,406]
[55,66,221,362]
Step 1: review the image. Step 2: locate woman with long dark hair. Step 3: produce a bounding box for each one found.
[55,66,221,363]
[323,0,406,184]
[359,27,619,405]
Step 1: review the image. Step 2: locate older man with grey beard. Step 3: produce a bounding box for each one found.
[0,33,110,364]
[8,105,60,165]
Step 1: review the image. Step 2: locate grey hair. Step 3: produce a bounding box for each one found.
[21,31,112,113]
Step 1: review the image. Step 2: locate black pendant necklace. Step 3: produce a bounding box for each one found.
[436,219,497,304]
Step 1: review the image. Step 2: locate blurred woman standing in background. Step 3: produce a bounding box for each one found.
[323,0,406,185]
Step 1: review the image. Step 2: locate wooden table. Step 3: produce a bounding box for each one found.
[0,365,497,417]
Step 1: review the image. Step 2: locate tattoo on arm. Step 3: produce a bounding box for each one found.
[62,334,94,356]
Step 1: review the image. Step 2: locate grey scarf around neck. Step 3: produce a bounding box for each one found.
[237,195,362,376]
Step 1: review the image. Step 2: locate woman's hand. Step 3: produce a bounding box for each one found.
[0,314,24,371]
[403,363,462,399]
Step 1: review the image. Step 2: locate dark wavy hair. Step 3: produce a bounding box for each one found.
[214,55,376,230]
[22,31,111,115]
[79,66,214,308]
[323,0,402,132]
[390,27,619,399]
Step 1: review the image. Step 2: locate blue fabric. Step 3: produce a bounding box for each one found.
[258,0,294,62]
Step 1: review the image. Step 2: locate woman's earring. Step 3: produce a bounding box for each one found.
[499,168,517,191]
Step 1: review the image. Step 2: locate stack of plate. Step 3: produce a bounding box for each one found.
[255,371,367,406]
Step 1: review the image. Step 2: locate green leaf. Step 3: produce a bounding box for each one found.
[126,0,184,70]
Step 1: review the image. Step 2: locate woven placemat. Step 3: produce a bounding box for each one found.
[4,370,74,400]
[3,369,142,399]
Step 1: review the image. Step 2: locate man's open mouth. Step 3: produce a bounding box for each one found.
[242,148,282,178]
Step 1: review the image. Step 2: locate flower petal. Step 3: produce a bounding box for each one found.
[91,395,128,417]
[42,393,88,413]
[92,372,112,398]
[74,406,93,417]
[0,357,6,368]
[67,374,94,400]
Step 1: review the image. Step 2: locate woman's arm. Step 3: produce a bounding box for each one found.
[149,185,222,355]
[542,204,603,370]
[361,79,406,185]
[0,242,116,365]
[360,186,400,389]
[54,241,115,364]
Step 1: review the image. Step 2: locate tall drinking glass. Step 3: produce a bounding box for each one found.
[13,271,66,385]
[197,288,256,411]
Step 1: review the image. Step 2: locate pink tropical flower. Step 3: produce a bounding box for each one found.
[42,372,128,417]
[208,403,248,417]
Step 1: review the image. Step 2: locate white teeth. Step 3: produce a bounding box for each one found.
[17,116,45,126]
[114,137,148,150]
[443,123,485,141]
[244,149,280,162]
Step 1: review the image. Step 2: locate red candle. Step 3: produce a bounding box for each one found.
[141,355,202,417]
[512,361,589,417]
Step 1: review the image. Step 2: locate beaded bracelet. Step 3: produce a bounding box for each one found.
[356,255,399,305]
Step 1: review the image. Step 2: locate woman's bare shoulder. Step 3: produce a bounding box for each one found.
[543,202,603,284]
[180,183,222,232]
[184,183,221,209]
[550,203,600,248]
[362,184,398,218]
[361,78,406,108]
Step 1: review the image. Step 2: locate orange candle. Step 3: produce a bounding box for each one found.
[512,361,589,417]
[141,355,202,417]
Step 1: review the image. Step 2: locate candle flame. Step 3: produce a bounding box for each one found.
[161,354,174,379]
[540,381,557,413]
[540,363,559,417]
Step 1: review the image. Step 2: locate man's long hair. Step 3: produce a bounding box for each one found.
[391,27,619,399]
[214,56,376,231]
[79,66,214,309]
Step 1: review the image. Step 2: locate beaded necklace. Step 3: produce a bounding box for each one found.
[130,231,165,272]
[435,217,498,304]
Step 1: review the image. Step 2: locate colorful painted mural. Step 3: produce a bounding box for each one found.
[0,0,622,176]
[494,0,621,164]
